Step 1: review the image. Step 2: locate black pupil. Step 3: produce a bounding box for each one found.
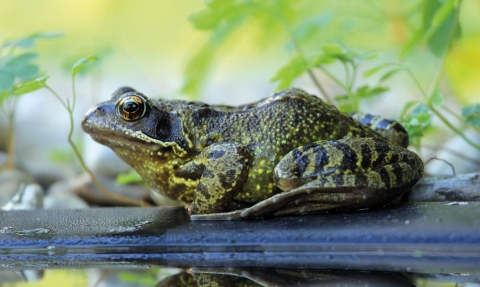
[123,101,139,113]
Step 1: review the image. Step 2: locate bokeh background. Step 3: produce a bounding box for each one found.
[1,0,479,168]
[0,1,479,285]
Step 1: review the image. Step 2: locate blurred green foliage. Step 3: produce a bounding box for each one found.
[184,0,479,150]
[0,33,62,107]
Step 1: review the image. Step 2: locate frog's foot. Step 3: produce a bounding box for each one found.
[241,137,424,218]
[240,169,418,218]
[178,142,251,214]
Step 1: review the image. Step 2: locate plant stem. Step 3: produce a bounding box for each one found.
[45,84,151,207]
[317,65,348,90]
[307,70,330,101]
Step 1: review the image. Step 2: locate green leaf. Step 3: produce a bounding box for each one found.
[337,102,356,114]
[400,28,424,59]
[71,55,98,77]
[428,87,444,107]
[334,94,349,101]
[188,9,222,30]
[270,54,308,91]
[2,53,40,80]
[6,53,39,67]
[379,67,404,83]
[14,38,35,48]
[360,51,380,60]
[16,64,40,80]
[3,32,64,49]
[355,85,388,99]
[308,53,335,67]
[0,90,9,106]
[424,0,460,57]
[28,32,65,39]
[13,76,48,96]
[0,70,15,91]
[116,170,144,185]
[462,104,480,127]
[363,64,387,78]
[401,103,432,144]
[399,101,419,120]
[321,43,342,55]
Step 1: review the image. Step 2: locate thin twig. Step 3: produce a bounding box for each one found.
[425,156,456,176]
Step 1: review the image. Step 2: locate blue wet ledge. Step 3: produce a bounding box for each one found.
[0,202,479,273]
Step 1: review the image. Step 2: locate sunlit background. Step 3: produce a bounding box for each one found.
[1,0,479,286]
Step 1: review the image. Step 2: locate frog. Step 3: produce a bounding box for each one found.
[82,87,423,219]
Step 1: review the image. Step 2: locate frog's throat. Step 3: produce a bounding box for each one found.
[90,126,188,158]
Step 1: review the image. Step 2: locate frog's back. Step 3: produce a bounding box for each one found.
[181,88,379,203]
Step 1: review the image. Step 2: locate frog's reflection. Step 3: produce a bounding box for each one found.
[156,268,415,287]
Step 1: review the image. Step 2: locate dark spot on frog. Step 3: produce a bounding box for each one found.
[209,150,226,159]
[372,138,390,167]
[292,149,308,176]
[330,141,358,170]
[354,174,368,186]
[140,109,171,141]
[332,174,344,185]
[196,182,209,199]
[390,162,404,187]
[314,146,329,169]
[175,163,205,180]
[171,183,187,197]
[377,166,391,188]
[203,168,214,179]
[218,173,229,189]
[360,144,372,169]
[192,108,221,126]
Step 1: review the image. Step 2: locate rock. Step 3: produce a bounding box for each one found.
[83,137,131,177]
[44,179,89,209]
[0,169,35,206]
[72,173,151,206]
[23,161,72,191]
[1,183,43,210]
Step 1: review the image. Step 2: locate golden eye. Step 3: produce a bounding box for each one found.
[116,94,147,121]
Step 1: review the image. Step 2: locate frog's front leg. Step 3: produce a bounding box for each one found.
[176,142,251,214]
[243,137,423,217]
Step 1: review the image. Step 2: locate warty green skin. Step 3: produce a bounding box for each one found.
[82,87,423,216]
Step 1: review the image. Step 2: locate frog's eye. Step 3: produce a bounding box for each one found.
[116,94,147,121]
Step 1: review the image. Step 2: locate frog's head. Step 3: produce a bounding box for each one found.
[82,87,192,163]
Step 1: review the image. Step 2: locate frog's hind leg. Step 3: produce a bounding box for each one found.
[350,113,409,148]
[241,137,423,218]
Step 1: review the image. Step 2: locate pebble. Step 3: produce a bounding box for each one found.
[72,173,151,206]
[44,179,89,209]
